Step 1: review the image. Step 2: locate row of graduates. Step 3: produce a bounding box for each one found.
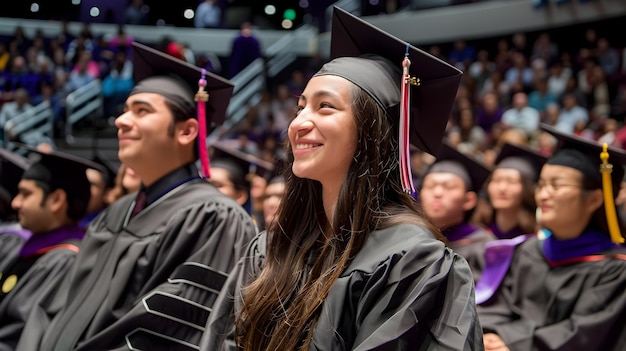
[419,125,626,350]
[0,6,625,351]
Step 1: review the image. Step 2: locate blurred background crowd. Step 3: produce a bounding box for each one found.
[0,0,625,223]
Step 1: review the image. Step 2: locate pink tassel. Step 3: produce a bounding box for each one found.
[400,45,415,195]
[196,69,211,178]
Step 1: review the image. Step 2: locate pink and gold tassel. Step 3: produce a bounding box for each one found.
[195,69,211,179]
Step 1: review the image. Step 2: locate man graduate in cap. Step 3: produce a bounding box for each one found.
[0,146,95,349]
[208,142,275,217]
[420,142,495,281]
[477,124,626,351]
[16,42,257,351]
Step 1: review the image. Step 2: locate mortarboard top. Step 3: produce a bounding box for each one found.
[15,143,100,203]
[316,6,462,156]
[495,142,547,182]
[0,148,32,198]
[425,142,492,193]
[540,123,626,190]
[130,41,234,127]
[209,142,275,185]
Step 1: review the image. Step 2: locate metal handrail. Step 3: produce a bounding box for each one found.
[65,79,103,144]
[3,101,53,150]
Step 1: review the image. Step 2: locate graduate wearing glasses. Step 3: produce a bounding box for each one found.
[477,124,626,351]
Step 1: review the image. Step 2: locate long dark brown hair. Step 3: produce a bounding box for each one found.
[235,84,444,350]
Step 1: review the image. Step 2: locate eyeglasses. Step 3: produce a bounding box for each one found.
[535,180,583,193]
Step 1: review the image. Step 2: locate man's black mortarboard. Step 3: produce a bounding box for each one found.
[130,41,235,178]
[495,143,547,182]
[315,6,462,194]
[0,148,32,199]
[209,142,275,189]
[425,142,492,193]
[17,144,100,220]
[540,123,626,244]
[91,155,118,189]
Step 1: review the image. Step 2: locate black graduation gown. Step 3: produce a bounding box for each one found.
[17,178,257,351]
[0,245,79,350]
[201,223,484,351]
[477,237,626,351]
[0,228,27,274]
[445,223,495,282]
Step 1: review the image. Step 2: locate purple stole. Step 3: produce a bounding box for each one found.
[475,233,535,304]
[19,226,84,257]
[542,231,622,267]
[443,223,480,243]
[488,221,526,239]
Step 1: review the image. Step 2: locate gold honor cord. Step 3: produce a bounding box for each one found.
[600,143,624,244]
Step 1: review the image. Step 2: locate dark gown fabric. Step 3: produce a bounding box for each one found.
[477,236,626,351]
[445,223,496,282]
[0,226,83,350]
[16,167,257,351]
[201,223,484,351]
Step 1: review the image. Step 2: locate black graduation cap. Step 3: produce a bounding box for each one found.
[495,143,547,182]
[0,148,32,198]
[425,142,492,192]
[317,6,463,156]
[130,41,234,127]
[209,142,275,189]
[16,144,100,218]
[91,154,118,189]
[541,123,626,190]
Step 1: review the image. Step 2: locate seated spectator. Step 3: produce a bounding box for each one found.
[475,91,504,135]
[63,52,97,94]
[0,88,33,143]
[502,92,540,140]
[448,108,486,157]
[546,60,571,97]
[448,40,476,71]
[469,50,495,92]
[594,37,620,78]
[101,50,134,117]
[505,52,534,91]
[554,93,589,134]
[528,76,558,118]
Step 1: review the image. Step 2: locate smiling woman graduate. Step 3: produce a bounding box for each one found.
[201,6,482,351]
